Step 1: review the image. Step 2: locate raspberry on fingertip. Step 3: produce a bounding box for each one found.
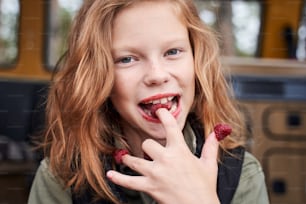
[214,123,232,141]
[113,149,129,164]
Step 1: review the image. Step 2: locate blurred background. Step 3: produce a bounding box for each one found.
[0,0,305,203]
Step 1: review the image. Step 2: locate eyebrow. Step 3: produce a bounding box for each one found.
[112,37,190,51]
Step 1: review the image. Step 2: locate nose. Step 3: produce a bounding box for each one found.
[143,60,170,86]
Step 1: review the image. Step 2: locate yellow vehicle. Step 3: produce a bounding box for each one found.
[0,0,305,203]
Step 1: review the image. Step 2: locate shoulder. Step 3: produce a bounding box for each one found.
[28,159,72,204]
[34,159,65,186]
[240,151,263,181]
[231,151,270,204]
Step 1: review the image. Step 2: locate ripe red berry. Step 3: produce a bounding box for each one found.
[214,123,232,141]
[113,149,129,164]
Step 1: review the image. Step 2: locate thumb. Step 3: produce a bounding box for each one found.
[200,131,219,163]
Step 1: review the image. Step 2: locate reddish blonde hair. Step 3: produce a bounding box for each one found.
[43,0,245,203]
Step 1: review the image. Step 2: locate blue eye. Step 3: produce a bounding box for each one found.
[165,49,180,56]
[118,56,133,64]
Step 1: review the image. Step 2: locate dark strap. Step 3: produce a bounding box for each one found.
[73,115,245,204]
[217,147,244,204]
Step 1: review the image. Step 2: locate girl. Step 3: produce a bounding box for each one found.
[28,0,269,204]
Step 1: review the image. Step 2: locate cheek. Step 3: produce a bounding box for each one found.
[110,75,125,108]
[180,60,195,87]
[112,70,131,93]
[181,61,196,101]
[110,71,138,109]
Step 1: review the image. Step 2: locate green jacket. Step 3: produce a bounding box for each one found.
[28,151,269,204]
[28,121,270,204]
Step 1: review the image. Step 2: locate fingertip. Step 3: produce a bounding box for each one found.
[155,108,177,128]
[106,170,114,179]
[155,108,169,120]
[113,149,129,165]
[208,131,219,145]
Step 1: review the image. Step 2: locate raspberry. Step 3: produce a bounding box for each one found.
[113,149,129,164]
[214,123,232,141]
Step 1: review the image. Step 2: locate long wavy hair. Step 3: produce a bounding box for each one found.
[42,0,245,203]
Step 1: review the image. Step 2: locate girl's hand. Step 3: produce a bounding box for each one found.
[107,108,220,204]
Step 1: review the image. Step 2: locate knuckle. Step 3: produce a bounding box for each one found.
[126,157,142,171]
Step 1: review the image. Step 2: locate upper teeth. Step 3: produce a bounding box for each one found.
[144,96,174,105]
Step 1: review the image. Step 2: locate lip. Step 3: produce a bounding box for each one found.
[138,93,181,123]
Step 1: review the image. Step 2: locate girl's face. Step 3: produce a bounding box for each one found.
[111,1,195,148]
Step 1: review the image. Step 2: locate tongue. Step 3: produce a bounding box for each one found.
[150,103,171,118]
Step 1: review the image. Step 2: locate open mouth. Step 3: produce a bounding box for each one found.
[139,95,179,119]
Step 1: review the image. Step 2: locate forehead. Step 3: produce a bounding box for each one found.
[113,1,184,26]
[112,1,189,50]
[112,1,186,34]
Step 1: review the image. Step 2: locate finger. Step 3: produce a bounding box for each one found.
[155,108,185,146]
[106,170,148,191]
[122,154,152,175]
[200,131,219,164]
[142,138,165,160]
